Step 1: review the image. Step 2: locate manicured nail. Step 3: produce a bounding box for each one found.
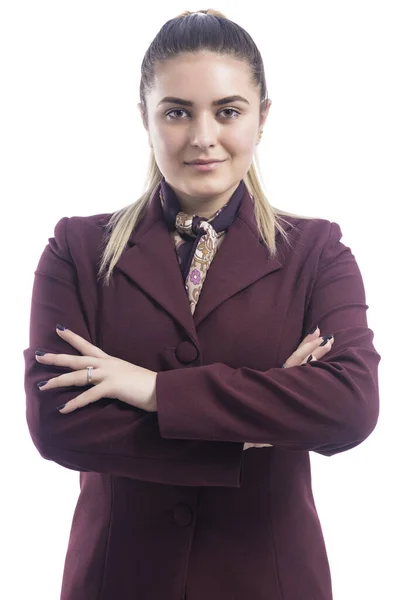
[57,404,66,411]
[307,354,313,363]
[56,324,67,331]
[37,380,48,388]
[308,325,319,335]
[319,334,334,347]
[35,350,46,356]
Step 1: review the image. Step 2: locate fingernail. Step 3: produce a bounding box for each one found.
[307,325,319,335]
[57,404,66,411]
[307,354,313,363]
[37,380,48,388]
[35,350,46,356]
[56,324,67,331]
[319,334,334,347]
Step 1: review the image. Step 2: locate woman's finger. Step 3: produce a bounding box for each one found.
[37,368,100,391]
[298,335,334,359]
[284,336,334,368]
[56,326,109,359]
[35,352,102,370]
[291,336,324,360]
[300,338,335,365]
[311,336,334,358]
[298,326,320,349]
[57,382,109,414]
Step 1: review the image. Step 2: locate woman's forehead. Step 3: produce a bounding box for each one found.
[151,55,255,98]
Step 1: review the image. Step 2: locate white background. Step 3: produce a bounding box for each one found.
[1,1,398,598]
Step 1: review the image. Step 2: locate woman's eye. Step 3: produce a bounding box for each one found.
[221,108,240,118]
[166,109,187,119]
[165,108,240,119]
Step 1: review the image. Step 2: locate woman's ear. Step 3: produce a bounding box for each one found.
[137,103,153,148]
[137,103,147,130]
[260,98,272,129]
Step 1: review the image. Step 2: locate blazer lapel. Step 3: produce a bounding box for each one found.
[193,187,294,327]
[115,185,199,342]
[115,182,295,338]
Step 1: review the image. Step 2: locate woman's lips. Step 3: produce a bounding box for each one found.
[185,160,225,171]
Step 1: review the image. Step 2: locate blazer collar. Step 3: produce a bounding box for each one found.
[115,181,295,342]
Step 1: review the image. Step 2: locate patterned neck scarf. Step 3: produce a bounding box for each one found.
[160,177,245,314]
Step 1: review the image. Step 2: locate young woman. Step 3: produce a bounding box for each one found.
[24,9,380,600]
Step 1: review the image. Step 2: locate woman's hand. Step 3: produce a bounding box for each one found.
[35,326,158,414]
[243,326,335,451]
[282,326,334,368]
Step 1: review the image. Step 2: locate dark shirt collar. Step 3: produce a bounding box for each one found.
[160,176,245,234]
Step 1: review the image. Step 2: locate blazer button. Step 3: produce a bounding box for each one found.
[173,504,193,527]
[175,341,199,365]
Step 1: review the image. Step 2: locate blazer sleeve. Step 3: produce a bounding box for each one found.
[156,221,381,456]
[23,217,243,488]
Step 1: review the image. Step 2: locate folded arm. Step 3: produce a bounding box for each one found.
[156,222,381,456]
[24,217,243,487]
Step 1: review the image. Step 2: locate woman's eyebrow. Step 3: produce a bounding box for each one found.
[157,95,250,107]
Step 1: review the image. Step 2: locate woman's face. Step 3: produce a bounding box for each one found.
[139,51,271,216]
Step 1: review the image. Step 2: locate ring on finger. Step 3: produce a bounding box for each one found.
[86,366,94,384]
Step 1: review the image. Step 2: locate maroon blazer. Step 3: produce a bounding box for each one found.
[24,183,380,600]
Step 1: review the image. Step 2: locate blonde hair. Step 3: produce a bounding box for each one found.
[98,9,313,286]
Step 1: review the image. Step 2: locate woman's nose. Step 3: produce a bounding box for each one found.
[189,115,219,147]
